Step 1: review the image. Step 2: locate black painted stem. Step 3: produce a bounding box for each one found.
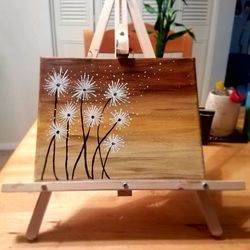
[52,90,59,180]
[80,97,90,178]
[71,96,91,180]
[91,122,117,179]
[101,147,111,179]
[96,99,111,177]
[41,136,55,180]
[65,121,70,180]
[52,139,59,180]
[71,127,91,180]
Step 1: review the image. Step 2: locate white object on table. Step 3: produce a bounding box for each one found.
[205,91,240,137]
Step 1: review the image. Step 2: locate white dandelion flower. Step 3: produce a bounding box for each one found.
[104,79,129,106]
[48,122,66,140]
[58,102,77,125]
[44,67,69,96]
[83,105,102,127]
[103,134,125,153]
[110,109,131,129]
[73,73,96,100]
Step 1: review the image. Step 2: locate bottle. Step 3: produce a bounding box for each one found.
[213,81,228,96]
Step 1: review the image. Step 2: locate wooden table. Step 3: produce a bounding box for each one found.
[0,122,250,249]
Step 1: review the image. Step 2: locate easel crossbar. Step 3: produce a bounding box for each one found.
[1,180,245,192]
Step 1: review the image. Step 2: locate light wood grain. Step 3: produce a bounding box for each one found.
[0,124,250,248]
[127,0,155,58]
[87,0,115,58]
[2,180,245,192]
[26,191,52,241]
[35,58,204,181]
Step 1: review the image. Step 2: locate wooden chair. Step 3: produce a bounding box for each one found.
[83,23,193,57]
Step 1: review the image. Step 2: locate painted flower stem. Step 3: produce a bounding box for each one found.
[41,136,55,180]
[53,139,59,180]
[42,90,59,181]
[71,127,91,180]
[80,97,91,179]
[65,121,70,180]
[52,90,59,180]
[91,122,117,179]
[53,90,58,123]
[101,147,111,179]
[97,99,111,174]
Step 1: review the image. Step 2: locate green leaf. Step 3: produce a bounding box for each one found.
[173,23,196,40]
[144,3,157,14]
[167,30,190,41]
[146,29,155,34]
[174,22,185,27]
[154,17,161,32]
[187,29,196,41]
[182,0,187,5]
[156,0,164,10]
[172,9,181,15]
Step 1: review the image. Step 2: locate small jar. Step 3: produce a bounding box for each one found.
[205,91,240,137]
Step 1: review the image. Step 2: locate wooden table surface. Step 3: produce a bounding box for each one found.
[0,122,250,250]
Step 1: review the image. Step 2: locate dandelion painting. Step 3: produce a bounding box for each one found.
[35,58,205,181]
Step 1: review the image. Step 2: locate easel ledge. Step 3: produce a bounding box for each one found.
[1,179,245,192]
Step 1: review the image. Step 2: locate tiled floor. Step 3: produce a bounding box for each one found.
[0,151,13,171]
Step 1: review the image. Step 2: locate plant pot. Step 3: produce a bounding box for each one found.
[205,91,240,137]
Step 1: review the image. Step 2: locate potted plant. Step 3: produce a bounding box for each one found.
[144,0,195,58]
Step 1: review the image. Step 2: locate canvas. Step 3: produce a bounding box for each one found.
[35,58,204,181]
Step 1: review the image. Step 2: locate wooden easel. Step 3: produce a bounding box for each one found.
[1,0,245,241]
[86,0,155,58]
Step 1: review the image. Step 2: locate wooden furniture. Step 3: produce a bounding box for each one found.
[0,0,245,241]
[0,123,250,249]
[83,23,193,57]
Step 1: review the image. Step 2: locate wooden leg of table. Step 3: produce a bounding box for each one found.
[195,190,223,237]
[26,191,52,241]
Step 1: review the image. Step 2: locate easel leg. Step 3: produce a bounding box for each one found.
[26,191,52,240]
[195,190,223,237]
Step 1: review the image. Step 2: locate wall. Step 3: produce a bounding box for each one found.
[201,0,236,105]
[0,0,53,149]
[0,0,236,148]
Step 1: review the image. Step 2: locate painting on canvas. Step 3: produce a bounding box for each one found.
[35,58,204,181]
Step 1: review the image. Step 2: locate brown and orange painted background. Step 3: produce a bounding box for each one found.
[35,58,204,181]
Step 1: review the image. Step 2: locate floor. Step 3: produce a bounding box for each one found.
[0,150,13,171]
